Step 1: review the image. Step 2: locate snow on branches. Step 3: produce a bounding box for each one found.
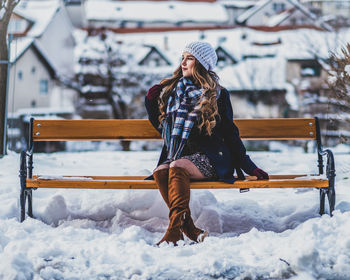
[327,43,350,143]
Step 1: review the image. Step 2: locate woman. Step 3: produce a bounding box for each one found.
[145,42,268,246]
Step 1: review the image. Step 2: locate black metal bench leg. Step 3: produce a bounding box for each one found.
[20,190,27,222]
[326,151,336,216]
[19,151,27,222]
[319,189,326,215]
[27,190,33,218]
[327,175,336,216]
[318,148,336,216]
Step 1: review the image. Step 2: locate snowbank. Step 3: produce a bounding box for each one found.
[0,149,349,279]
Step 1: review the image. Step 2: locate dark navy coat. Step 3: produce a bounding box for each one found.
[145,88,257,183]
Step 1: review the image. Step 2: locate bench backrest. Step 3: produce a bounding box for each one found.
[31,118,317,141]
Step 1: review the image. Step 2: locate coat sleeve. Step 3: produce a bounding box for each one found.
[219,89,257,175]
[145,95,162,133]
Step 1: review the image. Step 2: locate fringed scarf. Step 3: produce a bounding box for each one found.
[162,77,203,161]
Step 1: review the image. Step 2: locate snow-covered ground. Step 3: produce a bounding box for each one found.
[0,148,350,279]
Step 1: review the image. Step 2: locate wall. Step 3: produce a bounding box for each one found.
[8,47,53,113]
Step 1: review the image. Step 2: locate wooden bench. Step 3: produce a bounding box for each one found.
[19,117,336,222]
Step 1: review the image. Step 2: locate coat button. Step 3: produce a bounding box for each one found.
[218,151,223,156]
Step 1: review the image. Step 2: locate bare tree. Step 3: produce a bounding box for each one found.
[60,30,167,150]
[298,28,350,146]
[327,44,350,144]
[0,0,20,156]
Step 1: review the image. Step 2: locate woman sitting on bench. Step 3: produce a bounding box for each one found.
[145,41,269,246]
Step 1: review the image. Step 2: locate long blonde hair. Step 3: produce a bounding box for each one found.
[158,60,220,135]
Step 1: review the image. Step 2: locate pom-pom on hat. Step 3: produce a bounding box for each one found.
[183,41,217,71]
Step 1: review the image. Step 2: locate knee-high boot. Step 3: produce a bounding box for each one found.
[157,167,207,245]
[153,168,170,207]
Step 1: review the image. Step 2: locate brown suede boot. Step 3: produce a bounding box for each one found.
[157,167,190,246]
[182,211,208,243]
[157,167,207,245]
[153,168,170,207]
[156,210,185,246]
[168,168,207,243]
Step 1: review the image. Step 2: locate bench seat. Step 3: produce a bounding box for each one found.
[27,175,329,189]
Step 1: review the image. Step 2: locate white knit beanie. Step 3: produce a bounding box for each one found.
[183,41,217,71]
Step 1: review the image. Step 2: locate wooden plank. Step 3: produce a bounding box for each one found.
[32,118,316,141]
[235,118,316,140]
[27,177,329,189]
[32,174,315,180]
[33,120,161,141]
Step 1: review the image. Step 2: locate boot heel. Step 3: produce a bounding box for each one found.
[197,231,208,243]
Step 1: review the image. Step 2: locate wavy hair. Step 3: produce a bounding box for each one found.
[158,60,220,135]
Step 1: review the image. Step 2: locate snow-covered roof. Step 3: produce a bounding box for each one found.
[9,37,34,63]
[85,0,229,24]
[10,37,56,77]
[267,10,292,27]
[14,0,61,37]
[79,26,349,64]
[73,27,350,92]
[138,46,172,66]
[219,0,256,9]
[236,0,270,24]
[284,0,332,31]
[236,0,332,30]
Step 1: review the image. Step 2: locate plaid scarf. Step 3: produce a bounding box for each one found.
[162,77,203,161]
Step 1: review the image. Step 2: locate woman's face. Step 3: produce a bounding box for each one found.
[181,52,196,77]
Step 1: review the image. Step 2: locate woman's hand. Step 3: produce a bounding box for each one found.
[251,168,269,180]
[146,84,163,100]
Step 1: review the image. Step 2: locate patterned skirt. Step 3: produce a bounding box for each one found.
[181,152,217,179]
[161,152,217,179]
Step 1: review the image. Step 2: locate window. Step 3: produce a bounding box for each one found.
[31,67,36,74]
[273,3,286,13]
[301,63,321,77]
[8,19,26,34]
[154,58,160,66]
[18,71,23,80]
[40,79,49,95]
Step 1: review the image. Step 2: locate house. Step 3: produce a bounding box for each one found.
[217,57,289,119]
[138,46,172,67]
[236,0,332,30]
[215,46,238,68]
[84,0,230,32]
[64,0,87,28]
[7,0,77,116]
[7,38,56,113]
[12,0,75,76]
[301,0,350,18]
[6,1,78,152]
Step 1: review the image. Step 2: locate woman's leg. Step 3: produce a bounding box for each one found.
[153,164,170,173]
[169,159,206,180]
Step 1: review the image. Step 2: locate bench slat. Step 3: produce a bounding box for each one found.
[27,177,329,189]
[32,174,316,180]
[32,118,316,141]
